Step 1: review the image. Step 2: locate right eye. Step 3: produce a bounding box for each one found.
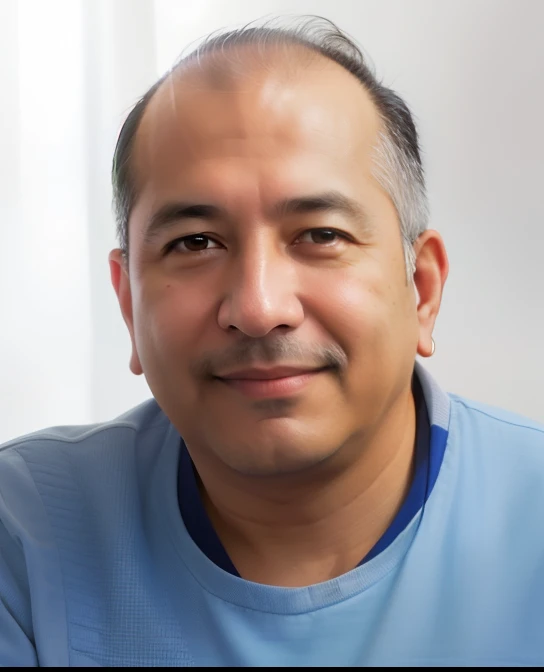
[165,234,222,254]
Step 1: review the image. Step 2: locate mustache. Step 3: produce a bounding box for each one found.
[191,337,348,379]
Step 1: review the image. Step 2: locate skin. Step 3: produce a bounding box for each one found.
[109,48,449,587]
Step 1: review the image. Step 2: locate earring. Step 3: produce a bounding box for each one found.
[430,337,435,356]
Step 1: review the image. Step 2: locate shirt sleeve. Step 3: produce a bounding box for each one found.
[0,518,38,666]
[0,445,69,667]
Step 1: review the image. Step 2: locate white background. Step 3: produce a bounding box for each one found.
[1,0,543,443]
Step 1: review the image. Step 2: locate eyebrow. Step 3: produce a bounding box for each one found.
[143,190,371,243]
[273,192,368,224]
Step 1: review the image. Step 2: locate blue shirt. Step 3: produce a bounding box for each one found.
[1,362,544,666]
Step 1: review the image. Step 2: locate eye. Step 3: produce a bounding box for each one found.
[296,228,350,245]
[165,234,222,254]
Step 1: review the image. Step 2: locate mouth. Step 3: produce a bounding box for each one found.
[214,366,331,399]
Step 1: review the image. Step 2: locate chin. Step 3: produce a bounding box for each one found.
[213,430,341,478]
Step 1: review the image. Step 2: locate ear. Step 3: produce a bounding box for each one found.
[412,230,449,357]
[109,249,143,375]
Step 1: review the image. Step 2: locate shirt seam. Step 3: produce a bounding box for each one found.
[451,398,544,436]
[0,414,172,453]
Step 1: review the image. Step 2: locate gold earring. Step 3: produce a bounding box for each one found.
[430,337,435,356]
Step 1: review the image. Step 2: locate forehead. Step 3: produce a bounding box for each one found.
[133,51,381,192]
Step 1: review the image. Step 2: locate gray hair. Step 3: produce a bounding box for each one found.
[112,16,428,279]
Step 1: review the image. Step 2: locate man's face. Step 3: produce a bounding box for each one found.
[113,54,423,476]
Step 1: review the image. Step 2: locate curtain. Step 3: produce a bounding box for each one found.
[0,0,157,443]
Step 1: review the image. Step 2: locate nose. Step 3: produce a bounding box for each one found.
[217,243,304,338]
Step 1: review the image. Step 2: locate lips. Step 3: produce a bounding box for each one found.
[214,365,329,399]
[218,366,324,381]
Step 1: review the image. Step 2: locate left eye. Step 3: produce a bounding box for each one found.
[297,229,347,245]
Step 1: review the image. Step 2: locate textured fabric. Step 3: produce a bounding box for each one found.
[1,362,544,666]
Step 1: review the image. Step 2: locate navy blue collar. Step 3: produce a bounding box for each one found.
[178,371,438,576]
[178,439,239,576]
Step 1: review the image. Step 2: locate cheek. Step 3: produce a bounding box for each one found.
[306,265,416,364]
[307,267,389,347]
[133,279,215,366]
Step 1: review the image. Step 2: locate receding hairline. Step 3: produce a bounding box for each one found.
[173,39,348,86]
[132,41,384,194]
[142,39,378,129]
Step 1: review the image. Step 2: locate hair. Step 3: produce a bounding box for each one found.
[112,16,429,279]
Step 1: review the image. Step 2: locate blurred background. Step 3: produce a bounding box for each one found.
[1,0,543,443]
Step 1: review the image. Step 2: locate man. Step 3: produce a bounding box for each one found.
[1,16,543,667]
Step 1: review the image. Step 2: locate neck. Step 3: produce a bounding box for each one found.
[190,386,417,587]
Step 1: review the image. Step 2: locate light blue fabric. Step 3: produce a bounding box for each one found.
[1,363,544,666]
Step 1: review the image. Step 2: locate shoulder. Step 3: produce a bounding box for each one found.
[0,397,175,590]
[445,393,544,510]
[0,398,169,469]
[0,400,176,665]
[449,393,544,453]
[0,398,172,537]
